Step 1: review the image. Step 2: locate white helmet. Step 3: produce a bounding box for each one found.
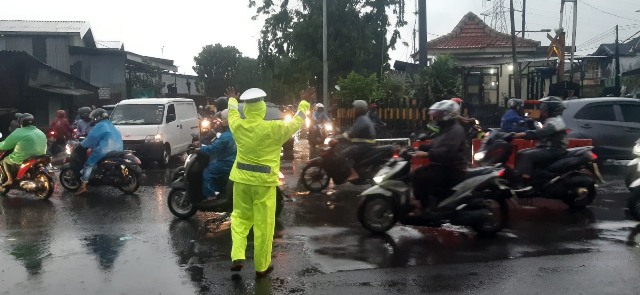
[428,100,460,122]
[315,103,324,108]
[239,88,267,103]
[220,109,229,125]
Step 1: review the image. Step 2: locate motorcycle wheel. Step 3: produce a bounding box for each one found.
[470,198,509,238]
[168,188,197,219]
[35,172,54,200]
[0,168,10,196]
[276,187,285,217]
[357,194,397,234]
[628,189,640,221]
[59,168,81,191]
[563,183,596,209]
[119,168,140,194]
[301,163,330,192]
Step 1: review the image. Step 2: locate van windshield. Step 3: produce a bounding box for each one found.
[111,104,165,125]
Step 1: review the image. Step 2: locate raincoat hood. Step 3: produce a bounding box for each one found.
[56,110,67,119]
[243,101,267,121]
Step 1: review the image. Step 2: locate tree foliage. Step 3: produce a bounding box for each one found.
[415,54,461,105]
[193,44,243,97]
[337,71,378,105]
[250,0,407,99]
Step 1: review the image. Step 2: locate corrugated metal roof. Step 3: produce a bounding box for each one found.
[0,20,91,37]
[96,40,124,50]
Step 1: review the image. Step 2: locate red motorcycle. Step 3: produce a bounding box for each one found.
[0,150,55,199]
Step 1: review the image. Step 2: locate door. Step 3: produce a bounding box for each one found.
[572,102,622,158]
[175,102,199,152]
[615,102,640,156]
[165,103,181,155]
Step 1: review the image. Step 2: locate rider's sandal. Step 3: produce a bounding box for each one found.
[230,259,244,272]
[255,265,274,278]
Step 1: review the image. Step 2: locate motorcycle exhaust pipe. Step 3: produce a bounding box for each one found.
[19,181,38,191]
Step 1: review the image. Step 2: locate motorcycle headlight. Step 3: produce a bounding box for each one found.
[305,117,311,128]
[201,119,210,129]
[284,114,293,123]
[65,144,72,155]
[633,144,640,156]
[373,175,385,184]
[473,151,486,162]
[325,123,333,131]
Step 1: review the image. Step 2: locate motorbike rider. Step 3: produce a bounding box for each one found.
[0,114,47,187]
[76,108,124,195]
[225,86,312,277]
[49,110,73,152]
[196,109,237,203]
[367,102,386,130]
[215,97,228,113]
[412,100,467,212]
[342,100,377,181]
[513,96,567,187]
[312,103,330,123]
[76,107,94,137]
[450,97,477,127]
[8,113,22,134]
[500,99,530,132]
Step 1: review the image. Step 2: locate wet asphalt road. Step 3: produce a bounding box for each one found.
[1,140,640,294]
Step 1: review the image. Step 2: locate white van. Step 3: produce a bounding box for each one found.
[111,98,199,166]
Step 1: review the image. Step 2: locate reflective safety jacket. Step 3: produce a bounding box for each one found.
[228,98,310,186]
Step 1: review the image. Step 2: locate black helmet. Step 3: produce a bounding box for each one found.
[89,108,109,121]
[14,112,22,119]
[539,96,565,116]
[507,98,523,110]
[78,107,92,119]
[215,97,228,111]
[18,113,35,127]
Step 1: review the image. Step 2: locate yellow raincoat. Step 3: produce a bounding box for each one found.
[228,96,309,272]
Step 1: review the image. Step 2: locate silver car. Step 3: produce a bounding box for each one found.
[563,97,640,159]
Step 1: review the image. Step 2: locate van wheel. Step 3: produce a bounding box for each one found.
[159,146,171,167]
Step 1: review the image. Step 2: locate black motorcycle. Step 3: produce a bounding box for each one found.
[167,147,285,220]
[474,129,604,209]
[59,139,144,194]
[301,137,394,192]
[357,151,511,237]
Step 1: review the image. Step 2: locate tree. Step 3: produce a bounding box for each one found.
[235,57,263,91]
[415,54,461,106]
[337,71,378,105]
[250,0,407,98]
[193,44,242,97]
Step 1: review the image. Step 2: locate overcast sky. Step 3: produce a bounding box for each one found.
[3,0,639,76]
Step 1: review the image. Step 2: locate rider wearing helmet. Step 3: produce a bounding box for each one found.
[500,98,529,132]
[196,109,237,203]
[76,107,94,136]
[8,112,22,134]
[215,97,229,112]
[49,110,73,144]
[76,108,123,195]
[225,86,312,277]
[514,96,568,187]
[413,100,467,212]
[0,113,47,187]
[367,102,386,129]
[312,103,330,124]
[342,100,377,181]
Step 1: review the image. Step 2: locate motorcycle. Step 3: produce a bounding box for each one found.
[301,137,395,192]
[626,139,640,220]
[167,145,286,220]
[473,129,604,209]
[307,121,334,149]
[58,139,144,194]
[357,151,511,237]
[0,133,55,199]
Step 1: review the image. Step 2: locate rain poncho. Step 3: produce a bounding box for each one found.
[500,109,529,133]
[81,120,123,166]
[0,126,47,164]
[228,96,309,272]
[200,128,236,198]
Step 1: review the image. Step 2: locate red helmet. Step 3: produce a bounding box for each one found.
[450,98,463,105]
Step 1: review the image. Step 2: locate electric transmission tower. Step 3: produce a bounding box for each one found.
[481,0,519,34]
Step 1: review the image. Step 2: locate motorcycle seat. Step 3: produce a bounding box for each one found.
[358,145,394,167]
[564,146,593,157]
[546,156,591,173]
[103,151,129,158]
[24,154,52,162]
[464,167,495,179]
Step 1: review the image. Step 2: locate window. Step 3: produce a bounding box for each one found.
[166,104,176,123]
[111,104,165,125]
[620,104,640,123]
[574,104,616,121]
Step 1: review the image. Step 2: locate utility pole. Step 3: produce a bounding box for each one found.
[510,0,521,99]
[322,0,328,107]
[521,0,526,37]
[568,0,577,83]
[418,0,427,68]
[615,24,621,97]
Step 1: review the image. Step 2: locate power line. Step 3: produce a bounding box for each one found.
[578,0,640,24]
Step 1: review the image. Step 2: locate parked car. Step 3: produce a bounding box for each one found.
[563,97,640,159]
[111,98,200,166]
[102,105,116,116]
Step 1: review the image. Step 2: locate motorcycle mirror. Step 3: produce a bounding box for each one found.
[0,132,3,139]
[535,121,543,129]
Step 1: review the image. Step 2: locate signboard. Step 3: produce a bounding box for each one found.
[98,88,111,100]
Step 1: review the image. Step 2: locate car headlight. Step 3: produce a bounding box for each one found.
[634,144,640,156]
[325,123,333,131]
[145,134,162,142]
[473,151,486,162]
[373,175,385,184]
